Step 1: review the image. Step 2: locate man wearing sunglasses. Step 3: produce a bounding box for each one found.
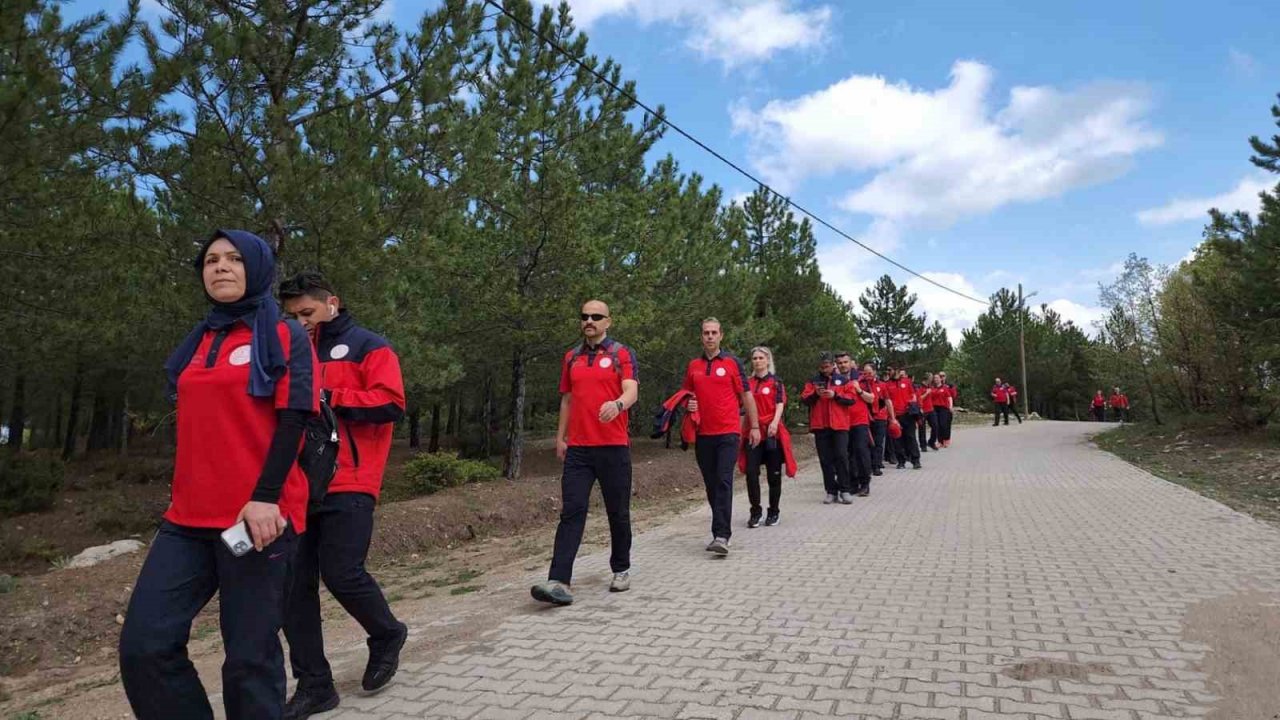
[532,300,639,606]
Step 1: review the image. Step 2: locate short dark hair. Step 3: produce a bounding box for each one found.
[279,271,335,301]
[834,351,851,360]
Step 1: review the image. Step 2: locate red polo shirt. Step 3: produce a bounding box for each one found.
[560,337,638,447]
[166,320,319,533]
[683,351,747,436]
[748,374,786,430]
[887,378,917,415]
[918,384,935,413]
[846,378,871,427]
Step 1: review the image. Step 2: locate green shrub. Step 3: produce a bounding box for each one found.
[392,453,501,499]
[0,452,65,517]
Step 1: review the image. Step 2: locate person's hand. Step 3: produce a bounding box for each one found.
[767,421,779,437]
[556,437,569,461]
[749,427,762,448]
[236,501,286,552]
[598,400,621,423]
[686,397,699,413]
[820,389,835,399]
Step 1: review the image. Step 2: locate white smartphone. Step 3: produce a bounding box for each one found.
[220,522,254,557]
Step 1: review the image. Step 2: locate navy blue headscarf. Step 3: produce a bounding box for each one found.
[164,230,287,401]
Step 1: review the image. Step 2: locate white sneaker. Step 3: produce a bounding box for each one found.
[610,571,630,592]
[838,492,854,504]
[823,493,836,504]
[709,537,730,555]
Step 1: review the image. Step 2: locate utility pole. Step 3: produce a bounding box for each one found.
[1018,283,1030,419]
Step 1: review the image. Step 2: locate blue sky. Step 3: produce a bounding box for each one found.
[78,0,1280,338]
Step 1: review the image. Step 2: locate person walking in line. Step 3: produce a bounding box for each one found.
[921,373,941,450]
[991,377,1012,426]
[936,372,955,448]
[531,301,639,605]
[683,318,761,556]
[1004,381,1023,424]
[1109,387,1129,423]
[1091,390,1107,422]
[888,369,922,469]
[802,352,856,504]
[743,347,792,527]
[278,272,408,717]
[862,363,889,476]
[835,352,876,496]
[119,231,318,720]
[921,368,942,448]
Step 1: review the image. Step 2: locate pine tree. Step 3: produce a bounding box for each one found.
[857,275,926,367]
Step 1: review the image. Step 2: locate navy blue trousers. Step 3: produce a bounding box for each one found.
[120,521,296,720]
[695,434,738,540]
[284,491,400,690]
[549,446,633,584]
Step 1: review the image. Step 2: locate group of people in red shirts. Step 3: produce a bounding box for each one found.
[989,378,1023,426]
[121,231,411,720]
[1091,387,1130,422]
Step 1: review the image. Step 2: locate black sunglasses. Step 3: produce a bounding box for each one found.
[580,313,609,321]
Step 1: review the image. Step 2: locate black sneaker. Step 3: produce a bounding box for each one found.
[872,468,883,476]
[284,684,340,720]
[362,622,408,693]
[912,462,922,470]
[896,463,906,470]
[747,512,762,529]
[764,511,779,526]
[858,488,870,497]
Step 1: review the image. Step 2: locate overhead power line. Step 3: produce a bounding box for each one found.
[481,0,990,306]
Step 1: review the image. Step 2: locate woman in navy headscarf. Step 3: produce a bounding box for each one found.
[120,230,318,720]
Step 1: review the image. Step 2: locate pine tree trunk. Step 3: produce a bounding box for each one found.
[428,403,441,453]
[63,367,83,460]
[446,391,459,435]
[88,388,112,451]
[408,406,421,449]
[6,374,25,450]
[119,392,130,458]
[481,375,494,459]
[503,348,527,481]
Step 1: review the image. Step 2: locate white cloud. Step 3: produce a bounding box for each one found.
[731,60,1162,226]
[1043,298,1105,334]
[541,0,832,68]
[1229,47,1260,76]
[1136,173,1273,226]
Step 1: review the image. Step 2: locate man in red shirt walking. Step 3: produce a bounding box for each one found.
[991,377,1012,426]
[279,273,407,717]
[532,300,639,606]
[1109,387,1129,423]
[684,318,761,556]
[1091,390,1107,421]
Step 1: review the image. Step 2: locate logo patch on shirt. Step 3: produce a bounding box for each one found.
[228,345,252,367]
[835,379,843,386]
[330,344,350,360]
[599,357,613,368]
[762,387,771,395]
[715,367,726,377]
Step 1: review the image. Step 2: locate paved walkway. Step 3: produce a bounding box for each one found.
[328,422,1280,719]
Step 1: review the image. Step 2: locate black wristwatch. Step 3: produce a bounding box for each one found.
[615,400,624,412]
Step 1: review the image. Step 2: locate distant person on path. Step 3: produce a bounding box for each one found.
[279,272,408,717]
[991,378,1012,426]
[836,352,876,496]
[743,346,792,527]
[802,352,855,504]
[888,369,922,469]
[1091,390,1107,421]
[683,318,760,555]
[936,372,955,448]
[120,231,318,720]
[862,363,889,476]
[532,300,638,606]
[1004,382,1023,424]
[917,373,937,451]
[1109,387,1129,423]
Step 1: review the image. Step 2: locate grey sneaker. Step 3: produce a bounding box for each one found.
[530,581,573,606]
[764,511,779,526]
[823,493,836,504]
[838,492,854,504]
[708,537,730,555]
[610,572,630,593]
